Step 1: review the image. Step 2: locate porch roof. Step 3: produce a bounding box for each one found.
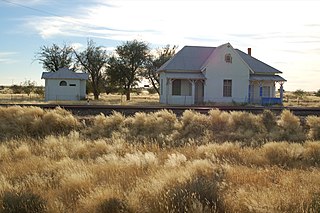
[165,72,206,80]
[249,74,286,82]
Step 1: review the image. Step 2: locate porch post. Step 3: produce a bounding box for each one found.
[248,83,251,103]
[259,82,263,105]
[191,80,195,105]
[280,82,284,104]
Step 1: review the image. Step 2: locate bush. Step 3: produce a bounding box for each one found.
[275,110,306,142]
[165,173,224,213]
[124,110,178,145]
[177,110,209,142]
[306,116,320,140]
[0,106,80,140]
[2,191,46,213]
[87,112,126,139]
[98,198,130,213]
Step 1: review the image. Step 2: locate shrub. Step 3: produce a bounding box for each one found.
[177,110,209,142]
[306,116,320,140]
[2,191,46,213]
[207,109,232,141]
[165,173,224,213]
[0,106,79,140]
[124,110,178,145]
[87,112,126,139]
[228,111,266,144]
[261,110,277,132]
[98,198,130,213]
[275,110,305,142]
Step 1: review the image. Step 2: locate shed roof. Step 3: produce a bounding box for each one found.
[41,67,89,80]
[158,45,282,74]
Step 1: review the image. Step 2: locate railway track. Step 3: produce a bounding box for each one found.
[1,103,320,116]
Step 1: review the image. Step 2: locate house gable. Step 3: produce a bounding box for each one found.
[202,43,250,102]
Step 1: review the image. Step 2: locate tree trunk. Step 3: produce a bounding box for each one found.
[150,77,160,95]
[93,92,99,100]
[126,89,131,101]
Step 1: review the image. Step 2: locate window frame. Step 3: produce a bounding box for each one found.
[59,81,67,86]
[225,53,232,63]
[223,79,232,97]
[262,86,271,97]
[172,79,181,96]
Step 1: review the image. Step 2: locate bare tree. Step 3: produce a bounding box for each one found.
[145,45,177,94]
[74,40,108,100]
[35,43,74,72]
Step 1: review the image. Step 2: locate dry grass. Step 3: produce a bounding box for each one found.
[0,106,320,212]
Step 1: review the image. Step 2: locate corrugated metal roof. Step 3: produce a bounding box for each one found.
[165,72,206,79]
[158,45,282,74]
[41,67,89,80]
[236,49,282,74]
[158,46,215,71]
[250,74,286,81]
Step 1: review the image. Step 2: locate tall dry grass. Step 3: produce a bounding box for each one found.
[1,106,320,212]
[0,135,320,212]
[0,106,80,140]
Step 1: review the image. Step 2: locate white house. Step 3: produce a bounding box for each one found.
[41,67,89,101]
[157,43,286,105]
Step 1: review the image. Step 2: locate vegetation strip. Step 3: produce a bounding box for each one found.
[0,106,320,212]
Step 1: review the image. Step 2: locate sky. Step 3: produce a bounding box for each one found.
[1,0,320,91]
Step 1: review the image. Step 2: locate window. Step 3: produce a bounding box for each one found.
[223,80,232,97]
[69,84,76,86]
[172,79,181,95]
[59,81,67,86]
[225,54,232,63]
[262,86,270,97]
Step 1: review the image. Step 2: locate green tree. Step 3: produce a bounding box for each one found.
[293,89,306,98]
[107,40,150,101]
[315,89,320,97]
[35,43,74,72]
[145,45,177,94]
[74,40,108,100]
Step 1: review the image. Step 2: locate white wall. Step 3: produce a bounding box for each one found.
[159,72,167,104]
[45,79,83,101]
[204,44,250,103]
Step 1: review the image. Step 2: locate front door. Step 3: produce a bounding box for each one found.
[194,81,204,104]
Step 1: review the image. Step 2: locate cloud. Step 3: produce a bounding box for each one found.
[0,52,18,64]
[3,0,50,6]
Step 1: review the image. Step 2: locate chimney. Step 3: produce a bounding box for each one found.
[248,48,251,56]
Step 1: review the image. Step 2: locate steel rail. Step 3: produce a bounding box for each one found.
[1,104,320,116]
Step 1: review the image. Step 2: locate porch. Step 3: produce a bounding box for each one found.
[249,74,286,105]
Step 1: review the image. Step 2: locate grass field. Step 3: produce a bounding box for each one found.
[1,89,320,107]
[0,106,320,212]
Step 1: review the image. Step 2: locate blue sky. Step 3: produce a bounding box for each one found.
[1,0,320,91]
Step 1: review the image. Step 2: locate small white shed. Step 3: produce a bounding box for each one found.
[41,67,89,101]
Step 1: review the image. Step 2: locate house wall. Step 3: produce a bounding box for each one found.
[204,44,250,103]
[80,80,87,99]
[159,72,167,104]
[45,79,82,101]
